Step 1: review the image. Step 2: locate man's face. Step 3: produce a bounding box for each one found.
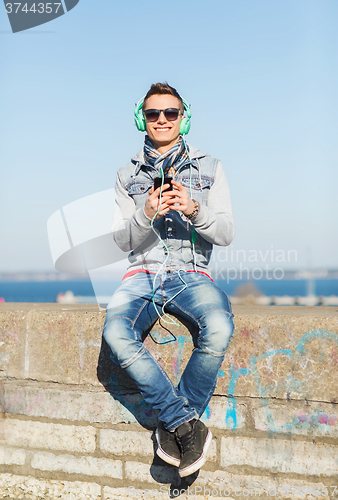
[143,94,184,153]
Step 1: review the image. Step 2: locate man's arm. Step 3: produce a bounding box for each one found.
[191,160,235,246]
[111,173,152,252]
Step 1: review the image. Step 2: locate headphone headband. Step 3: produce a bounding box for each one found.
[134,94,191,134]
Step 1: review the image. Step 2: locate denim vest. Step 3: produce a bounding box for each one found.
[117,144,218,272]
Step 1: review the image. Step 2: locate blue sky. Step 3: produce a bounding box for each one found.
[0,0,337,273]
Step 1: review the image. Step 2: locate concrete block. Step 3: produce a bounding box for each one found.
[0,445,25,465]
[104,486,231,499]
[31,451,123,478]
[125,460,179,484]
[25,309,104,385]
[0,473,101,500]
[100,429,154,455]
[201,397,246,430]
[273,480,329,500]
[198,470,329,500]
[208,438,217,461]
[1,418,96,452]
[105,473,329,500]
[104,486,166,500]
[217,313,338,403]
[1,382,158,427]
[0,311,26,378]
[252,399,338,436]
[221,436,338,476]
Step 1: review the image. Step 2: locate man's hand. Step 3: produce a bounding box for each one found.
[165,180,195,216]
[144,184,173,220]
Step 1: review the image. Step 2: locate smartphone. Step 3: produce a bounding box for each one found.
[154,176,172,191]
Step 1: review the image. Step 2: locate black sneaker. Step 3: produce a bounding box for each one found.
[175,419,212,477]
[156,421,181,467]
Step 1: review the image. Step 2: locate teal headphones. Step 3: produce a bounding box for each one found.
[134,95,191,135]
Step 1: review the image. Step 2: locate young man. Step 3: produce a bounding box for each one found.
[103,82,235,477]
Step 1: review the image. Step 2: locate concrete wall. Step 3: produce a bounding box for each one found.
[0,303,338,499]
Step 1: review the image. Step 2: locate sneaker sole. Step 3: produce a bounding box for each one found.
[155,428,181,467]
[178,429,212,477]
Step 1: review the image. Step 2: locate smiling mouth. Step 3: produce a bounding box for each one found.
[155,127,171,132]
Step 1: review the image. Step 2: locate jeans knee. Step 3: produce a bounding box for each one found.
[103,315,142,368]
[199,310,234,355]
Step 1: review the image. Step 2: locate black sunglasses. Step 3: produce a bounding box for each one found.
[143,108,181,123]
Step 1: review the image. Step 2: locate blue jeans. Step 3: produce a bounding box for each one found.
[103,271,234,431]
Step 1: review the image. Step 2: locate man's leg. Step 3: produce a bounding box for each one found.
[164,272,234,415]
[163,271,234,476]
[103,272,198,431]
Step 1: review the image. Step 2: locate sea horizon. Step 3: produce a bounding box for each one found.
[1,267,338,282]
[1,276,338,304]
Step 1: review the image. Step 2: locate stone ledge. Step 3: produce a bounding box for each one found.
[1,304,337,403]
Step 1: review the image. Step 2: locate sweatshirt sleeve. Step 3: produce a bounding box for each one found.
[191,160,235,246]
[111,172,153,252]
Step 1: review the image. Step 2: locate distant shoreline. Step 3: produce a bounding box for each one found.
[0,269,338,282]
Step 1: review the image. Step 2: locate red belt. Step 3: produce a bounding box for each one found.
[122,269,213,282]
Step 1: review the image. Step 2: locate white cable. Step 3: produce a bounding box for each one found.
[150,168,181,326]
[150,135,199,327]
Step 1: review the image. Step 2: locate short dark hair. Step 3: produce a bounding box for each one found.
[142,82,184,111]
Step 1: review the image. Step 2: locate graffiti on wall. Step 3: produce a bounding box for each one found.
[145,328,338,433]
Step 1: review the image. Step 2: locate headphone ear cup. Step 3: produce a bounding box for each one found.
[180,116,191,135]
[134,97,147,132]
[134,113,146,132]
